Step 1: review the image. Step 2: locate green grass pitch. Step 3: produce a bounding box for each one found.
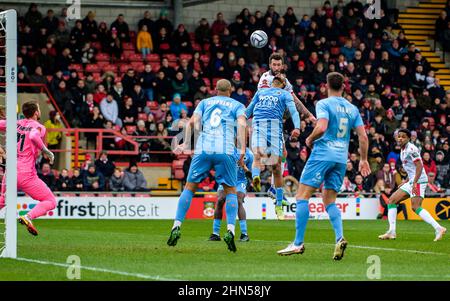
[0,219,449,281]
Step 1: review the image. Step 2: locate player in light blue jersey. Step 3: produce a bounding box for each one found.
[209,148,253,242]
[277,72,371,260]
[246,75,300,220]
[167,79,247,252]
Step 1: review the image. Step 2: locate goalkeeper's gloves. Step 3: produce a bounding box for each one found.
[42,146,55,165]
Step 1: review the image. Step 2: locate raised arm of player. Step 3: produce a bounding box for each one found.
[30,128,55,164]
[291,93,316,123]
[356,125,371,177]
[286,98,301,138]
[245,90,259,119]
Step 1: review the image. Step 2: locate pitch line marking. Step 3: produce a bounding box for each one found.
[14,257,182,281]
[252,240,449,256]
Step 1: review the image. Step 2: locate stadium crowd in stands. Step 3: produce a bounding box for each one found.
[2,0,450,195]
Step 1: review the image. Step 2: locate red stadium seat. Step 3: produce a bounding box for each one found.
[180,53,193,61]
[91,41,102,50]
[129,31,136,39]
[77,72,86,80]
[149,62,160,72]
[46,75,53,82]
[203,43,210,52]
[146,53,160,62]
[128,52,144,62]
[189,32,195,41]
[164,53,177,62]
[147,101,159,110]
[122,50,135,60]
[86,63,101,73]
[125,125,136,134]
[331,46,341,56]
[102,64,118,73]
[122,42,135,50]
[95,53,110,61]
[131,62,145,73]
[182,101,193,108]
[138,113,148,121]
[192,43,202,52]
[200,54,210,64]
[69,64,83,72]
[168,62,178,68]
[96,61,109,68]
[92,72,102,83]
[119,64,133,74]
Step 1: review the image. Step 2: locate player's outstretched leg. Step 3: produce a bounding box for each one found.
[168,189,194,246]
[223,192,238,252]
[277,199,308,255]
[413,205,447,241]
[18,178,57,236]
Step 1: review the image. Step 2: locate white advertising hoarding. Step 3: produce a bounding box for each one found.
[6,196,380,220]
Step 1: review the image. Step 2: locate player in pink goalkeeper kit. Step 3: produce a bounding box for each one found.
[0,101,56,236]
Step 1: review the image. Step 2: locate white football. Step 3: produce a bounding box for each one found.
[250,30,268,48]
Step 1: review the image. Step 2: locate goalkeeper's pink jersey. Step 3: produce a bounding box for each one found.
[0,118,46,174]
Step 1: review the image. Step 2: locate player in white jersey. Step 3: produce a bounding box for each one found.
[255,53,316,217]
[379,129,446,241]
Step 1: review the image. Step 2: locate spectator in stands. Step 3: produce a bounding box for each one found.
[170,93,187,120]
[122,68,139,96]
[195,18,211,45]
[123,163,148,191]
[109,168,125,192]
[110,81,124,104]
[95,151,116,181]
[35,47,54,75]
[96,21,109,49]
[172,24,192,55]
[193,85,212,101]
[436,150,449,185]
[211,12,228,36]
[154,9,173,35]
[110,14,130,42]
[187,69,205,98]
[107,28,123,60]
[120,96,138,126]
[140,64,156,102]
[82,11,98,42]
[376,163,396,190]
[85,106,104,148]
[231,86,248,106]
[153,71,173,102]
[68,168,82,192]
[153,102,169,123]
[137,24,153,58]
[25,3,42,30]
[171,72,189,98]
[44,110,63,152]
[154,27,173,55]
[423,151,437,176]
[83,164,105,191]
[138,11,155,33]
[56,168,73,191]
[38,163,56,191]
[28,66,47,93]
[41,9,59,35]
[100,93,122,127]
[152,122,171,153]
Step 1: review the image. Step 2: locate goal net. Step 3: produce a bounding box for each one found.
[0,9,17,259]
